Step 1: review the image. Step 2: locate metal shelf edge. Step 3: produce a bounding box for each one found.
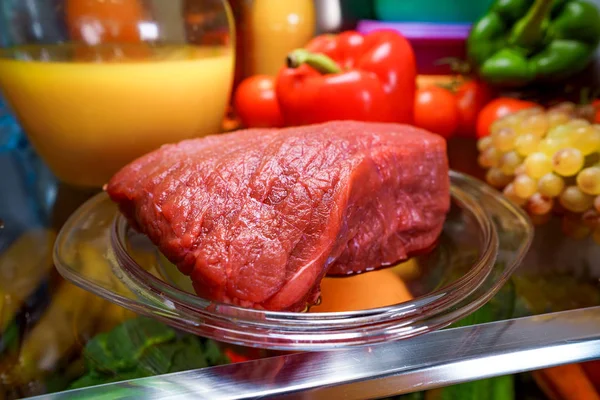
[36,306,600,400]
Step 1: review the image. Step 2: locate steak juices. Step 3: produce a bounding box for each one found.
[106,121,450,312]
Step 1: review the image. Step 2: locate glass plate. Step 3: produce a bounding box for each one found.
[54,171,533,350]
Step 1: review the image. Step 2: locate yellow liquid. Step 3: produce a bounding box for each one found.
[250,0,315,76]
[0,44,234,187]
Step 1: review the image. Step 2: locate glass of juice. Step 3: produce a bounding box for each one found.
[0,0,235,188]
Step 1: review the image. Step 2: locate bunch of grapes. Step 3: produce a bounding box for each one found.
[477,102,600,244]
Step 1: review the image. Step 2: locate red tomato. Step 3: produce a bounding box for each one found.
[224,348,250,363]
[455,80,494,137]
[414,86,459,138]
[66,0,146,43]
[476,98,538,138]
[234,75,284,128]
[593,100,600,123]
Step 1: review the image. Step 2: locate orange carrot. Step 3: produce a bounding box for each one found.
[536,364,600,400]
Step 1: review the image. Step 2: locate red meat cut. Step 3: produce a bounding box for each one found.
[106,121,450,312]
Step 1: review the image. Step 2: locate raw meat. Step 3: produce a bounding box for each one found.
[106,121,450,311]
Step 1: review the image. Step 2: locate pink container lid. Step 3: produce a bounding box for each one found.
[357,20,471,41]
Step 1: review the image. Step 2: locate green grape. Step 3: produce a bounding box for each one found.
[515,133,539,156]
[526,193,554,215]
[595,196,600,213]
[559,185,594,212]
[486,168,512,188]
[553,148,584,176]
[538,137,569,156]
[516,113,548,138]
[513,175,537,199]
[492,128,517,152]
[576,167,600,195]
[500,151,523,175]
[477,136,493,152]
[478,147,501,168]
[537,173,565,197]
[570,126,600,155]
[547,111,571,129]
[524,152,553,179]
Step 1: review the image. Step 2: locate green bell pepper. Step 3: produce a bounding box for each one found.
[467,0,600,87]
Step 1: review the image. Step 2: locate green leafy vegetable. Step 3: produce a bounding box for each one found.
[69,317,229,389]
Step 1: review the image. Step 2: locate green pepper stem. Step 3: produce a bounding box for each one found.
[510,0,554,49]
[286,49,342,74]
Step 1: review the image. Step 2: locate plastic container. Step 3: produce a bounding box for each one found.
[356,20,470,75]
[373,0,493,24]
[54,171,532,350]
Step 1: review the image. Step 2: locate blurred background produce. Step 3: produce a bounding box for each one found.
[2,0,600,399]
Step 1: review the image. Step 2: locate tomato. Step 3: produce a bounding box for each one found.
[414,86,459,138]
[593,100,600,123]
[455,80,494,137]
[476,98,538,138]
[233,75,284,128]
[66,0,146,43]
[224,348,250,363]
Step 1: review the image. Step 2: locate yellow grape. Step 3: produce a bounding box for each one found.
[562,215,591,239]
[559,185,594,212]
[492,128,517,152]
[570,126,600,155]
[478,147,501,168]
[537,137,569,156]
[515,133,540,156]
[477,136,493,152]
[576,167,600,195]
[547,124,571,139]
[503,113,526,128]
[513,175,537,199]
[503,183,527,206]
[515,107,542,118]
[596,195,600,213]
[565,118,590,129]
[524,152,553,178]
[486,168,512,188]
[514,164,526,176]
[531,213,552,226]
[593,227,600,245]
[516,113,549,138]
[547,111,572,129]
[490,118,511,136]
[537,173,565,197]
[552,148,584,176]
[500,151,523,175]
[582,210,600,229]
[526,193,553,215]
[550,101,576,114]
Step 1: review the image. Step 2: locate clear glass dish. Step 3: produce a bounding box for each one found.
[54,171,533,351]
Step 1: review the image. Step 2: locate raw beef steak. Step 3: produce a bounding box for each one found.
[106,121,450,311]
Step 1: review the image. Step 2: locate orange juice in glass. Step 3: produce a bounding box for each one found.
[0,0,234,188]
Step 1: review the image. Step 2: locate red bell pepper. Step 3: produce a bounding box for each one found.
[275,30,417,126]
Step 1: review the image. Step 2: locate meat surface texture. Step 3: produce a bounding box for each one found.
[106,121,450,312]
